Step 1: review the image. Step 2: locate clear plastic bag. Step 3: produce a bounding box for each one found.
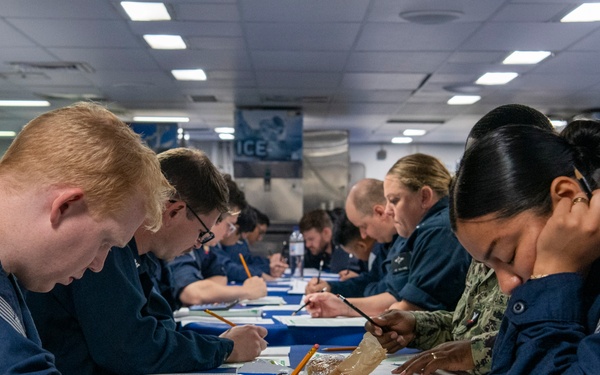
[306,354,345,375]
[330,332,387,375]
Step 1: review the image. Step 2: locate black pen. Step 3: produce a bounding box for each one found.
[316,259,324,284]
[574,167,594,200]
[291,287,327,316]
[336,294,385,330]
[345,254,353,276]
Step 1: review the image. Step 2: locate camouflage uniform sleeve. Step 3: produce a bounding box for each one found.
[470,331,497,375]
[409,310,454,349]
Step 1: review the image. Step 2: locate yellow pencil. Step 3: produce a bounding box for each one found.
[203,309,237,327]
[239,253,252,279]
[291,343,319,375]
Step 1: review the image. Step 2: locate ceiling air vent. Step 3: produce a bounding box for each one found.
[8,61,95,73]
[190,95,217,103]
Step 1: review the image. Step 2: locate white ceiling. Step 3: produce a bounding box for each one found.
[0,0,599,144]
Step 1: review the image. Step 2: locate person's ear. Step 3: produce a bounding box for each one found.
[322,226,332,240]
[372,204,386,218]
[550,176,581,207]
[50,188,86,227]
[355,241,368,257]
[164,200,186,225]
[420,186,434,208]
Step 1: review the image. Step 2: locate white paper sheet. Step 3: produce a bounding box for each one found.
[267,286,291,292]
[240,296,287,305]
[287,279,308,294]
[273,315,367,327]
[178,316,274,326]
[174,307,262,318]
[260,304,303,311]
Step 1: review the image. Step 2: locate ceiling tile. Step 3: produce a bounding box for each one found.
[256,72,341,89]
[239,0,370,22]
[356,23,481,51]
[174,3,240,21]
[245,23,361,51]
[252,51,348,72]
[341,73,426,90]
[346,52,451,73]
[460,22,598,51]
[49,48,160,70]
[9,19,139,48]
[533,51,600,74]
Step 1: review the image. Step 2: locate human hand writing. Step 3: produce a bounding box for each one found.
[305,277,330,293]
[221,325,268,363]
[392,340,474,375]
[304,292,350,318]
[242,276,267,300]
[364,309,416,353]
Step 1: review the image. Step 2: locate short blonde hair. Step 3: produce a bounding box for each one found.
[0,102,172,231]
[386,153,451,197]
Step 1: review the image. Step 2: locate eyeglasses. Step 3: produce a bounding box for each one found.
[186,204,216,245]
[170,199,215,245]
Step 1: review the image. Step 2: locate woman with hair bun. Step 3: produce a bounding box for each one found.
[450,120,600,374]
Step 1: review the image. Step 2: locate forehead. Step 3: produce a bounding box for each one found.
[455,218,499,261]
[383,176,404,193]
[455,212,537,261]
[303,228,322,238]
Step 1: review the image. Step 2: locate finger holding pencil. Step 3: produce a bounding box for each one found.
[292,287,328,316]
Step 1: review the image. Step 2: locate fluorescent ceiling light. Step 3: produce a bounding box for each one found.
[0,100,50,107]
[550,119,568,127]
[475,72,518,85]
[561,3,600,22]
[171,69,207,81]
[132,116,189,123]
[215,127,235,134]
[219,133,235,140]
[391,136,413,144]
[503,51,551,65]
[121,2,171,21]
[447,95,481,105]
[143,35,186,49]
[0,131,17,137]
[403,129,427,136]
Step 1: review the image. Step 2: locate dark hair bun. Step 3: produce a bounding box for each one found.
[561,120,600,179]
[467,104,553,147]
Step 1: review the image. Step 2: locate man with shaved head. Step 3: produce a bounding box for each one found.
[306,178,403,296]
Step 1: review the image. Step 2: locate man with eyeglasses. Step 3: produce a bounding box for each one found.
[168,174,268,307]
[26,148,268,375]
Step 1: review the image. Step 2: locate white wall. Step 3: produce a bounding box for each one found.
[349,143,465,182]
